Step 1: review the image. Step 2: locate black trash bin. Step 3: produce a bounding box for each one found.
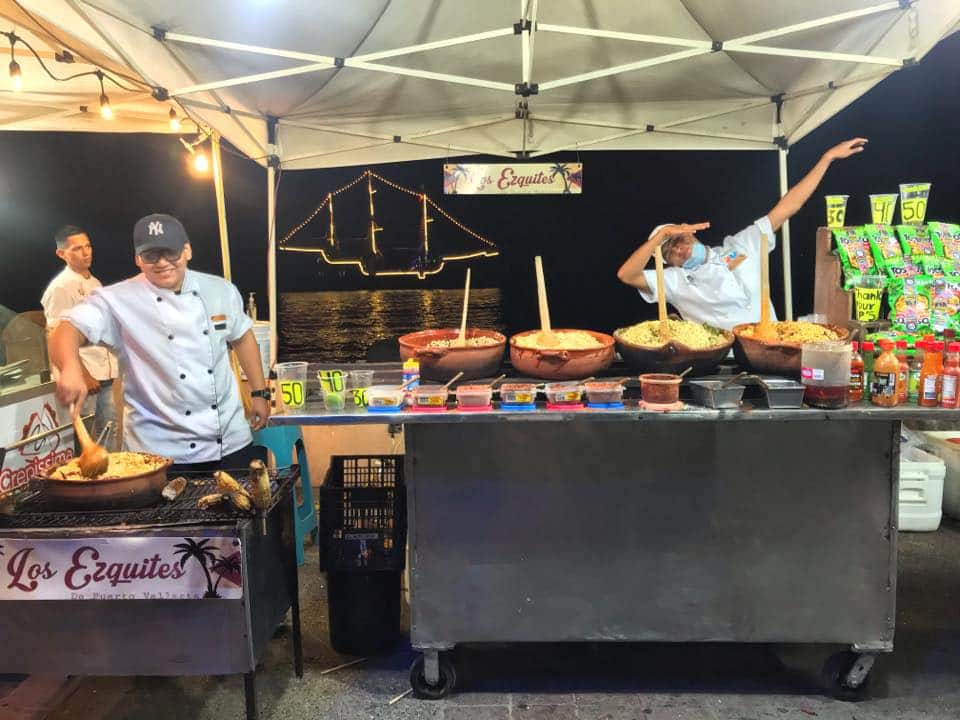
[320,455,406,656]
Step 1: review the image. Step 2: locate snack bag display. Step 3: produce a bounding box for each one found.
[833,227,875,289]
[863,224,905,278]
[897,224,937,256]
[902,254,923,278]
[929,222,960,260]
[930,278,960,333]
[887,276,933,335]
[919,255,946,278]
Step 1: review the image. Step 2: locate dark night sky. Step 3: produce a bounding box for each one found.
[1,32,958,339]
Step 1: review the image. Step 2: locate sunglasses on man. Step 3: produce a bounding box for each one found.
[139,247,184,264]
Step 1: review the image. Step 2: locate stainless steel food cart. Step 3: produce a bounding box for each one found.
[275,370,960,700]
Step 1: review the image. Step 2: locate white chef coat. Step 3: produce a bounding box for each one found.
[41,267,118,381]
[66,269,254,463]
[638,216,778,331]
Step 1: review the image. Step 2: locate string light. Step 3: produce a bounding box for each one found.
[168,108,181,132]
[7,35,20,92]
[279,168,499,280]
[96,70,113,120]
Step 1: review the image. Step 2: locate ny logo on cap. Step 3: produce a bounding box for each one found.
[148,221,164,236]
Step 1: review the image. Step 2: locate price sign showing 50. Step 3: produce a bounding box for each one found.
[899,182,931,224]
[280,381,305,408]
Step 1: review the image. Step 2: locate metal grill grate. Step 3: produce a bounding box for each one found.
[0,467,297,530]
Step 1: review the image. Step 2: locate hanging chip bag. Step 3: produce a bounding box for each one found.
[833,227,875,289]
[896,224,937,257]
[929,222,960,260]
[931,277,960,333]
[887,276,933,335]
[863,224,906,279]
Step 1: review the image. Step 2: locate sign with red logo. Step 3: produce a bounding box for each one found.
[1,396,75,499]
[0,537,243,600]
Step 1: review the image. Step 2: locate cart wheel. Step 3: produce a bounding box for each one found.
[821,651,872,701]
[409,654,457,700]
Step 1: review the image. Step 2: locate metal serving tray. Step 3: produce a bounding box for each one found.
[688,379,745,409]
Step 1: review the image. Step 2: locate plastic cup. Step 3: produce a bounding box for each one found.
[825,195,849,228]
[852,275,886,322]
[869,194,898,225]
[317,368,348,412]
[899,182,931,224]
[801,341,851,409]
[275,361,308,413]
[349,370,374,407]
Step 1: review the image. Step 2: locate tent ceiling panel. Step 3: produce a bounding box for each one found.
[2,0,956,163]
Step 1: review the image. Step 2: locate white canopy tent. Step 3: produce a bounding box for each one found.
[3,0,958,358]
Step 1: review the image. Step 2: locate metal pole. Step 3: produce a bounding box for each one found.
[267,164,278,368]
[211,134,231,281]
[779,148,794,321]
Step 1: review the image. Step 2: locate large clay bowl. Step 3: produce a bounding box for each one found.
[732,322,850,376]
[509,329,615,380]
[399,328,506,381]
[42,453,172,509]
[614,325,734,376]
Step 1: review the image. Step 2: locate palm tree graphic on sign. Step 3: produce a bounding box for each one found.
[549,163,574,194]
[444,164,471,194]
[210,553,242,595]
[173,538,220,598]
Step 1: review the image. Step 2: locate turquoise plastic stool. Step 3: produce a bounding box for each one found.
[253,425,318,566]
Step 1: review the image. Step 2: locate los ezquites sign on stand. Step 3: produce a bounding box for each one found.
[443,163,582,195]
[0,537,243,600]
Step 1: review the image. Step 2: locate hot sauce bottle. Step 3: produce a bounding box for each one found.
[941,342,960,409]
[920,341,944,408]
[895,340,910,404]
[871,341,900,407]
[849,342,864,402]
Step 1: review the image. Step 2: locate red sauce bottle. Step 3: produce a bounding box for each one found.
[895,340,909,404]
[920,341,944,408]
[849,342,864,402]
[941,342,960,409]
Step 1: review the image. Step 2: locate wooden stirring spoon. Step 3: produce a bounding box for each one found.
[753,231,777,341]
[72,403,110,477]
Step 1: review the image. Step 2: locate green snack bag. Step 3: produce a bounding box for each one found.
[833,227,874,289]
[864,223,903,274]
[919,255,945,278]
[930,278,960,333]
[896,224,936,256]
[941,259,960,279]
[887,276,933,335]
[928,221,960,260]
[902,254,923,278]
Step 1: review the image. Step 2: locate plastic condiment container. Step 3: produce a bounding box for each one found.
[941,342,960,408]
[365,385,405,410]
[499,383,538,406]
[412,384,450,409]
[801,341,851,409]
[402,358,420,390]
[456,384,493,408]
[871,341,900,407]
[639,373,682,405]
[543,382,584,406]
[584,381,626,405]
[920,341,944,407]
[849,342,864,403]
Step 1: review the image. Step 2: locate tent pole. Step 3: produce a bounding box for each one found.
[267,163,278,368]
[211,134,232,281]
[779,148,794,321]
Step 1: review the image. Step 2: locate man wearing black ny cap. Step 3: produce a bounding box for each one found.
[49,213,270,471]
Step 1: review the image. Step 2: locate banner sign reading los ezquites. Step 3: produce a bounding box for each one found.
[0,536,243,600]
[443,163,582,195]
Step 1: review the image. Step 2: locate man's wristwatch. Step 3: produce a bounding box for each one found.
[250,389,270,400]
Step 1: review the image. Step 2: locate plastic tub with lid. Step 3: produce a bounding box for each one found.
[584,381,625,407]
[411,384,450,411]
[365,385,405,412]
[499,383,538,409]
[639,373,682,405]
[456,384,493,410]
[543,382,584,407]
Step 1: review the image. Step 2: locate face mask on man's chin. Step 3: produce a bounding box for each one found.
[681,242,707,270]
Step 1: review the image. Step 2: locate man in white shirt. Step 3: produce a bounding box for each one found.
[41,225,120,449]
[616,138,868,331]
[49,214,270,473]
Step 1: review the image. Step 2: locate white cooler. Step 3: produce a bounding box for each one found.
[916,431,960,520]
[899,445,946,531]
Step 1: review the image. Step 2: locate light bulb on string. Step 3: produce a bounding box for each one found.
[193,150,209,174]
[9,59,21,91]
[168,108,181,132]
[99,93,113,120]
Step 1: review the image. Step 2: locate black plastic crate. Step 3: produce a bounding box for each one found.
[320,455,406,571]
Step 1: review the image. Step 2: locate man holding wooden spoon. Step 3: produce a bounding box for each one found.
[616,138,868,330]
